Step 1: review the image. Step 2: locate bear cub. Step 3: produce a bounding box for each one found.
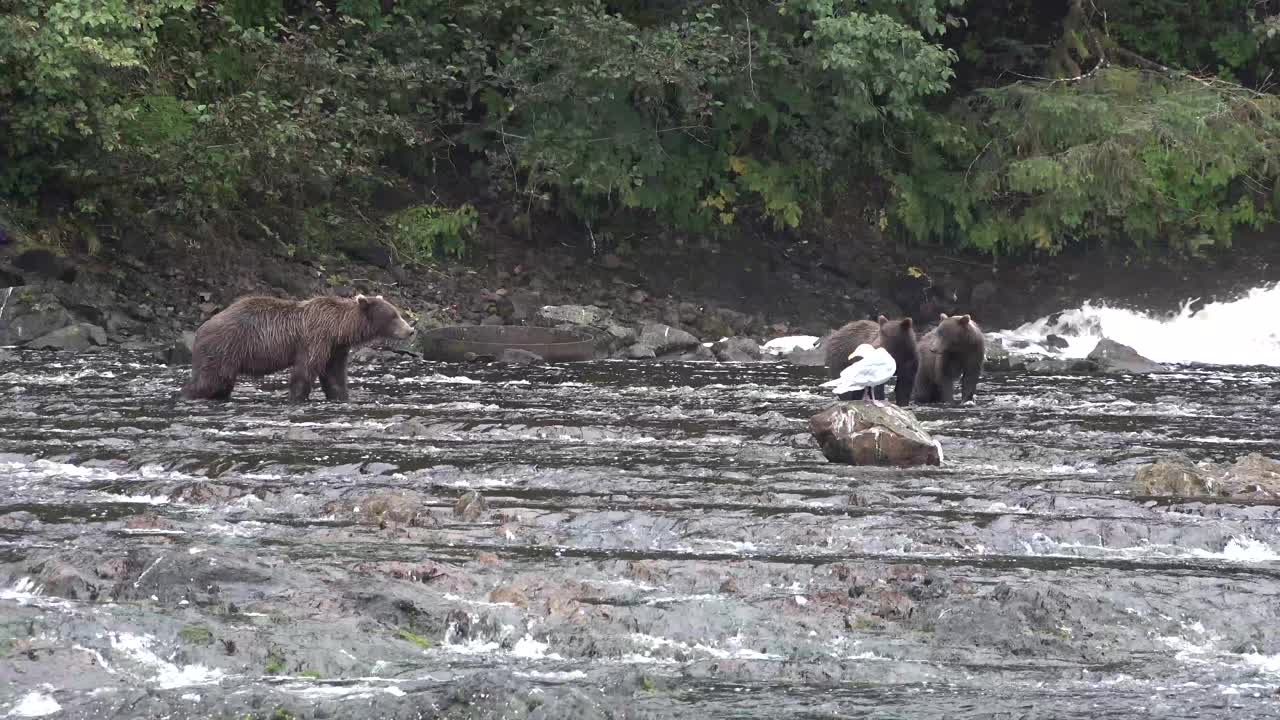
[823,315,919,405]
[182,293,415,402]
[912,313,985,404]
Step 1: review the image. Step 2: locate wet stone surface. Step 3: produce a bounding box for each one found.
[1,352,1280,718]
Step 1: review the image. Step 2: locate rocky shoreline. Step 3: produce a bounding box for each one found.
[2,221,1276,374]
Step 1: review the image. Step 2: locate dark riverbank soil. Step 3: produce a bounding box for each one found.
[2,209,1278,348]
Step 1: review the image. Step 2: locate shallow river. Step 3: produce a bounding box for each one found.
[2,351,1279,719]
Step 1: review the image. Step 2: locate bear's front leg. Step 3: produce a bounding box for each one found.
[320,346,350,402]
[936,373,956,404]
[960,365,981,402]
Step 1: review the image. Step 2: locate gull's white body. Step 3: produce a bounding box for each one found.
[820,344,897,396]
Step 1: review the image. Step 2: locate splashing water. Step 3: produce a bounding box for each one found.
[993,283,1280,367]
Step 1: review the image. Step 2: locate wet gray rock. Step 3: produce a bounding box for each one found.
[1135,452,1280,499]
[386,418,437,437]
[25,322,107,351]
[712,337,762,362]
[809,402,942,467]
[637,322,699,355]
[360,492,433,527]
[604,321,637,347]
[983,336,1022,371]
[28,558,102,601]
[1216,453,1280,497]
[157,331,196,365]
[625,343,657,360]
[537,304,612,327]
[1023,356,1097,374]
[673,344,716,362]
[1088,338,1166,374]
[0,288,76,345]
[1134,455,1212,496]
[499,348,545,365]
[454,490,489,521]
[781,345,824,367]
[168,481,251,504]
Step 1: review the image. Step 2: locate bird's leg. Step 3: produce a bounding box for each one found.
[862,387,874,406]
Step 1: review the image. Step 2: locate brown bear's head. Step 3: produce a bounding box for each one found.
[877,315,917,348]
[357,294,416,341]
[936,313,981,348]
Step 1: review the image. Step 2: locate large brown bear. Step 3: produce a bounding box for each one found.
[912,313,984,404]
[823,315,919,405]
[182,293,415,402]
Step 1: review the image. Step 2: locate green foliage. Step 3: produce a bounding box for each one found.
[1099,0,1280,83]
[1,0,1277,260]
[0,0,195,195]
[177,625,213,646]
[894,68,1280,254]
[263,650,286,675]
[396,628,432,650]
[489,1,958,231]
[388,204,478,263]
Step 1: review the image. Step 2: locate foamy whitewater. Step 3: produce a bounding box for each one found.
[993,283,1280,367]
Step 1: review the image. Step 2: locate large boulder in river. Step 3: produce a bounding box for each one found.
[1133,455,1214,496]
[1135,453,1280,499]
[809,402,942,467]
[637,322,700,355]
[1087,338,1165,374]
[712,337,763,362]
[25,322,107,352]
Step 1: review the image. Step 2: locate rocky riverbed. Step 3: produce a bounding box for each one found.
[2,350,1279,719]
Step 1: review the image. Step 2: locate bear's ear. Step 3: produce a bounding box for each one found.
[958,314,971,324]
[901,317,913,330]
[374,294,383,300]
[939,313,949,321]
[877,315,889,326]
[356,294,370,308]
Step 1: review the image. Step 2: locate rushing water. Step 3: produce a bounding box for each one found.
[994,283,1280,366]
[1,346,1280,718]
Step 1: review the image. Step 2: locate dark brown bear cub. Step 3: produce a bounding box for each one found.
[912,313,984,404]
[182,294,415,402]
[823,315,919,405]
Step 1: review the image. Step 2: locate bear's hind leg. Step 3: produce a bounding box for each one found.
[289,363,315,402]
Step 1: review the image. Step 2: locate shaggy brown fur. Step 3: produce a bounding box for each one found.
[912,313,985,404]
[182,293,415,402]
[823,315,919,405]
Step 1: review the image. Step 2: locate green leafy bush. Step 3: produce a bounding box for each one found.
[1,0,1277,261]
[388,203,479,263]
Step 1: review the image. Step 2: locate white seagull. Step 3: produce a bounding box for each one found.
[820,343,897,406]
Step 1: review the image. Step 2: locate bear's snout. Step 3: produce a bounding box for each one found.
[391,318,416,339]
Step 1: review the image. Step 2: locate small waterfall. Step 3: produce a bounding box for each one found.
[993,283,1280,367]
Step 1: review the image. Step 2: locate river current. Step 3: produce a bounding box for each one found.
[2,318,1280,718]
